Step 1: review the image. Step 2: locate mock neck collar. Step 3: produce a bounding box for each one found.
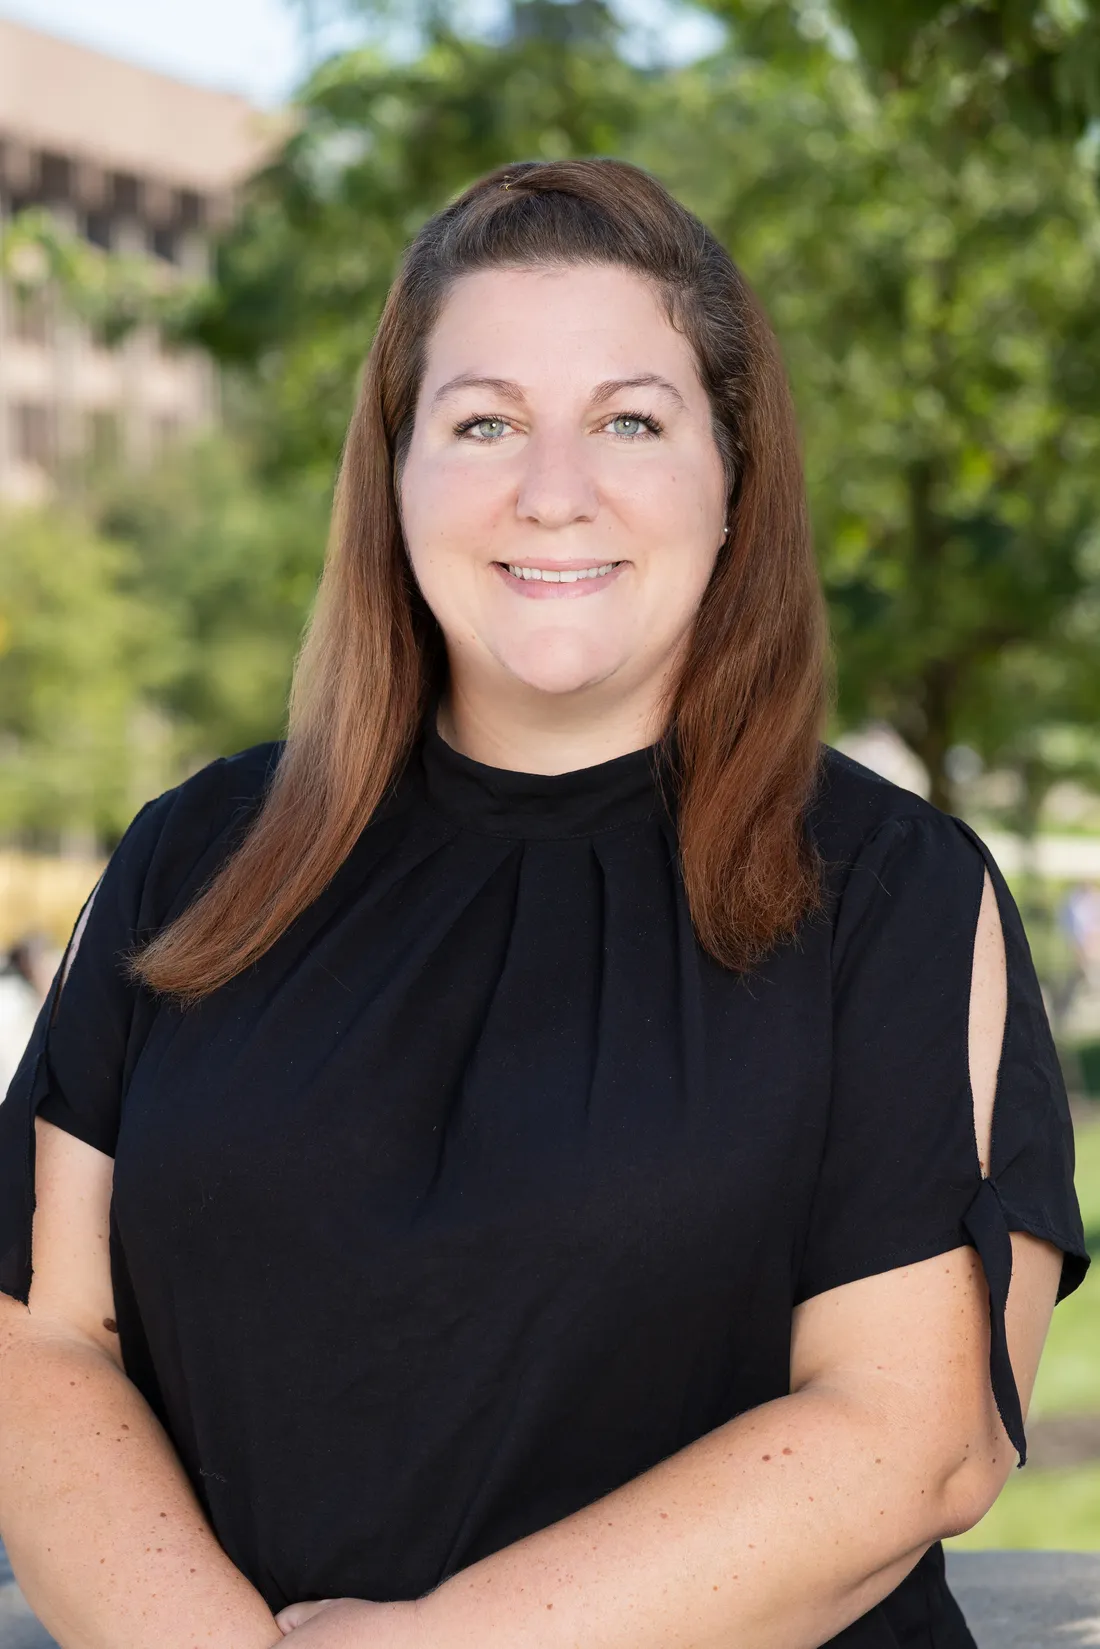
[415,703,675,839]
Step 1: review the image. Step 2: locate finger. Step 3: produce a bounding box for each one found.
[274,1600,336,1632]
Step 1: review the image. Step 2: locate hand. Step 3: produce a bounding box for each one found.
[275,1597,426,1647]
[276,1598,345,1635]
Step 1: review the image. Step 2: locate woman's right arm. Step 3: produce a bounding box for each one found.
[0,1115,282,1649]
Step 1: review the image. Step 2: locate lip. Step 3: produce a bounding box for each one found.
[491,559,628,599]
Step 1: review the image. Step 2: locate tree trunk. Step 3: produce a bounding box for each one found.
[1011,755,1050,934]
[903,460,957,812]
[910,659,956,813]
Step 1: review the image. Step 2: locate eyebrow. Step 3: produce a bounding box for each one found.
[428,372,687,412]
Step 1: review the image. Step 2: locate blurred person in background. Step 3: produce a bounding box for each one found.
[0,160,1089,1649]
[1060,880,1100,994]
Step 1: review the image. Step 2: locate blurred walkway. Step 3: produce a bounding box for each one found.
[945,1550,1100,1647]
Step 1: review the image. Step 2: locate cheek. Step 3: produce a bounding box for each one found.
[402,453,511,559]
[610,450,724,535]
[624,461,724,616]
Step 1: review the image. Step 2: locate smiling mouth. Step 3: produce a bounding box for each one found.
[493,561,626,583]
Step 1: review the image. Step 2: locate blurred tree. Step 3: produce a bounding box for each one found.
[97,439,330,761]
[646,34,1100,807]
[699,0,1100,135]
[0,440,329,845]
[0,510,168,843]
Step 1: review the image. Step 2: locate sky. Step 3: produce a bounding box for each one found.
[0,0,723,107]
[1,0,312,105]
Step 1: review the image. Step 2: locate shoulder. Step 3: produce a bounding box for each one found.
[101,742,284,934]
[808,745,987,926]
[809,745,946,854]
[146,741,283,839]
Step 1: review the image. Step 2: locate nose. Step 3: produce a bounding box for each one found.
[515,428,599,530]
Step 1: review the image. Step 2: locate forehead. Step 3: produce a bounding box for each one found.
[421,264,698,388]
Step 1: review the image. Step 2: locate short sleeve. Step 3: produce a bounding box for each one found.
[795,810,1090,1465]
[0,795,167,1304]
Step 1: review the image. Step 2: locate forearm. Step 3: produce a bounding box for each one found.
[418,1383,985,1649]
[0,1319,280,1649]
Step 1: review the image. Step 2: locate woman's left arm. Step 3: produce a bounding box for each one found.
[280,869,1064,1649]
[467,1251,1063,1649]
[281,1225,1060,1649]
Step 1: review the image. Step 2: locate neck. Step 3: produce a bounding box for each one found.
[435,678,673,775]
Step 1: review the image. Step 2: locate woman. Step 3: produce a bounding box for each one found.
[0,158,1088,1649]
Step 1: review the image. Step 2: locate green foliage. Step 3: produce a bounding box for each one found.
[639,39,1100,804]
[0,509,167,841]
[97,440,330,758]
[700,0,1100,135]
[948,1458,1100,1547]
[0,208,204,345]
[0,440,328,844]
[1025,1112,1100,1418]
[1030,1265,1100,1417]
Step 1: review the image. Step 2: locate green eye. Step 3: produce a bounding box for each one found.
[608,414,660,438]
[468,418,507,439]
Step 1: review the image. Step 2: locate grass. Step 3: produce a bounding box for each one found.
[949,1460,1100,1550]
[947,1110,1100,1550]
[1028,1107,1100,1419]
[1070,1104,1100,1235]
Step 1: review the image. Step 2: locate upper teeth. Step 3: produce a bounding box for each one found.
[506,563,618,582]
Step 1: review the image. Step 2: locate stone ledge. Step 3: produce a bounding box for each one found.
[3,1544,1099,1646]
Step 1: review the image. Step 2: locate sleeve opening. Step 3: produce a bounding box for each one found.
[0,880,103,1306]
[951,814,1092,1466]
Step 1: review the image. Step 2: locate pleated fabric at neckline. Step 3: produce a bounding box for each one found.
[417,712,675,839]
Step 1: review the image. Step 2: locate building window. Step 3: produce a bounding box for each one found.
[39,152,72,202]
[84,210,113,250]
[149,226,177,264]
[177,190,204,231]
[13,403,56,471]
[110,172,141,216]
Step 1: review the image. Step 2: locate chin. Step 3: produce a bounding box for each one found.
[495,641,625,698]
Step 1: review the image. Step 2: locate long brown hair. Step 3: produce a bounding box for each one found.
[135,158,829,1002]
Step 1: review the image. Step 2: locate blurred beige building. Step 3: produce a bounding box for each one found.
[0,17,276,503]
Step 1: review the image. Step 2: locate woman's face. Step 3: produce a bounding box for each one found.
[399,263,729,708]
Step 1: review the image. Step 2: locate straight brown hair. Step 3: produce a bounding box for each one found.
[135,158,829,1002]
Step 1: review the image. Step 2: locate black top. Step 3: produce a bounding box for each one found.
[0,707,1089,1648]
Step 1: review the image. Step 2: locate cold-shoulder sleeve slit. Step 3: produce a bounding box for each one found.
[0,904,90,1303]
[0,797,162,1305]
[796,809,1090,1470]
[955,819,1089,1464]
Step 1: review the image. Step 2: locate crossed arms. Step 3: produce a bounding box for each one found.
[0,873,1064,1649]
